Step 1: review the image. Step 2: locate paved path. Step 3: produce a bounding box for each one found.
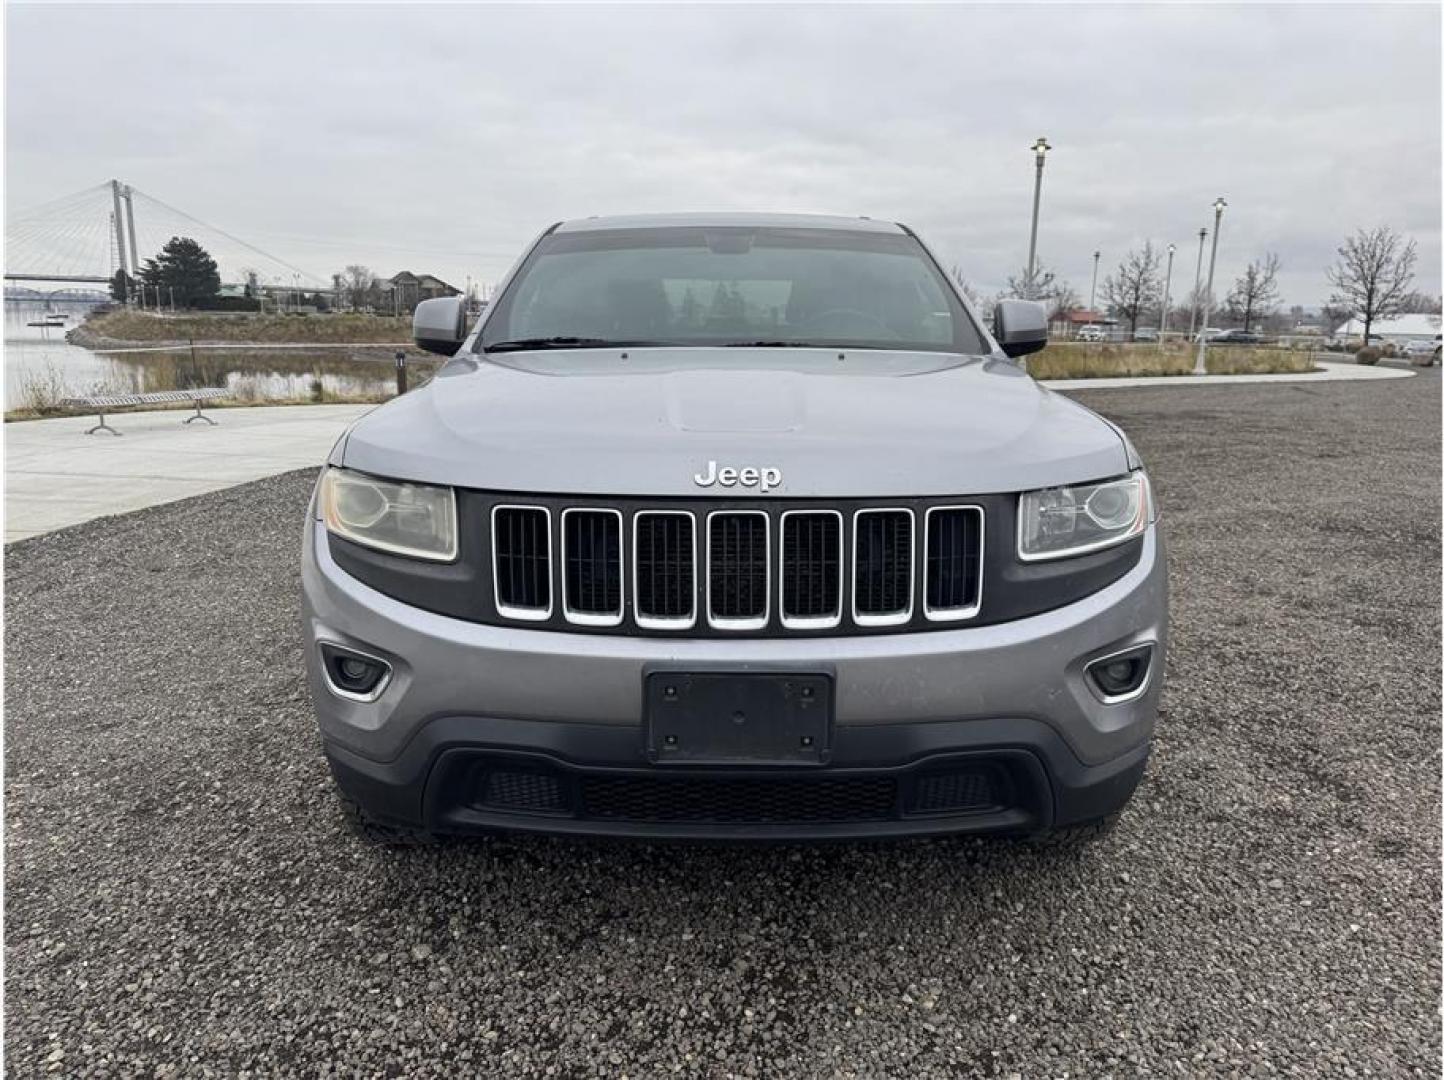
[0,359,1419,543]
[3,404,371,542]
[1040,358,1416,389]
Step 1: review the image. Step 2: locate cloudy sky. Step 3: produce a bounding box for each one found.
[6,3,1440,308]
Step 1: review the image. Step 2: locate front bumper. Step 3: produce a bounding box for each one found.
[303,520,1167,839]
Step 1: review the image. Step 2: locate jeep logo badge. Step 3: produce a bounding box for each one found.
[693,460,783,493]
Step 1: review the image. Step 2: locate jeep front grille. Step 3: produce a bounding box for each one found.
[780,510,842,628]
[489,499,983,635]
[707,511,769,629]
[492,506,552,619]
[924,506,984,620]
[633,511,696,628]
[562,509,623,625]
[853,509,914,625]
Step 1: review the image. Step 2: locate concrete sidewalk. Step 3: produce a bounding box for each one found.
[3,404,372,542]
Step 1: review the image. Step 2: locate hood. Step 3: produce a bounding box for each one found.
[338,348,1129,498]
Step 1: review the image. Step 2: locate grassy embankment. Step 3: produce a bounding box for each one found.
[7,311,432,421]
[69,310,414,347]
[1026,342,1318,379]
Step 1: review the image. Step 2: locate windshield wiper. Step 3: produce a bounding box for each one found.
[725,340,834,348]
[484,336,641,353]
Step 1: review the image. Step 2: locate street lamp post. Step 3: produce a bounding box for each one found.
[1088,250,1101,314]
[1025,137,1051,298]
[1159,242,1176,344]
[1194,198,1227,375]
[1186,227,1207,341]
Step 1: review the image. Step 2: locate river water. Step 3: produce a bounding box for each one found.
[3,300,431,410]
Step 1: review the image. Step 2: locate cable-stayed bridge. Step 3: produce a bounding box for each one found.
[5,180,324,290]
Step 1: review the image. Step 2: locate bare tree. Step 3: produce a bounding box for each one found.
[1225,253,1282,332]
[1006,260,1057,301]
[1325,226,1417,345]
[341,264,377,312]
[1101,242,1162,337]
[1396,291,1443,315]
[949,265,985,309]
[1047,280,1080,322]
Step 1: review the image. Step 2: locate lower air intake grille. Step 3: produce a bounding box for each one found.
[493,506,551,616]
[580,776,897,823]
[477,769,566,813]
[854,510,913,621]
[908,768,1004,815]
[708,512,768,626]
[563,510,622,622]
[634,512,695,625]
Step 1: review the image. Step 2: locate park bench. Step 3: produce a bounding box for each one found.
[62,387,230,435]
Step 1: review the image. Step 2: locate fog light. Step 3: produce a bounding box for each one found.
[319,643,392,701]
[1085,644,1153,703]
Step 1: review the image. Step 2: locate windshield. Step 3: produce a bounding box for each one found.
[480,225,987,355]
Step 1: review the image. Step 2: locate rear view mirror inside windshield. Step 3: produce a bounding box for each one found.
[704,230,754,254]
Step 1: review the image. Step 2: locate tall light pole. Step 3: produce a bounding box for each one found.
[1025,137,1051,298]
[1089,250,1101,314]
[1186,227,1207,341]
[1159,242,1176,343]
[1194,198,1227,375]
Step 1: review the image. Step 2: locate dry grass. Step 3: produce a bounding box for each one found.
[1027,343,1317,380]
[76,311,414,345]
[4,391,393,423]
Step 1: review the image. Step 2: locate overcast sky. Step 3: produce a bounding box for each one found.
[6,3,1441,308]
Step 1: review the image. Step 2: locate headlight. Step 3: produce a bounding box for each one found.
[320,468,457,562]
[1017,471,1151,562]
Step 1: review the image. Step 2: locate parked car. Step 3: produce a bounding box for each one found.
[1210,329,1263,345]
[1077,324,1108,342]
[303,213,1167,845]
[1192,327,1224,343]
[1402,337,1441,365]
[1132,327,1159,343]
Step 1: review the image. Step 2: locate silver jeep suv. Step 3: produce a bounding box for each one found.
[302,213,1167,843]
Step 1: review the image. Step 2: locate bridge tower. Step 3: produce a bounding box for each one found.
[109,180,129,279]
[123,185,139,276]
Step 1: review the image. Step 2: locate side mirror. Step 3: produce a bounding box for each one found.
[993,299,1049,358]
[413,296,468,356]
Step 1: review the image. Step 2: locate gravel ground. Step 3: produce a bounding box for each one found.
[5,374,1440,1076]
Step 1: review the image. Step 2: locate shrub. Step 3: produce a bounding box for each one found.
[1355,346,1381,366]
[1380,341,1399,357]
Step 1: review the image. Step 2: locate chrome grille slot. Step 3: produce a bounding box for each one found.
[707,511,769,630]
[562,509,623,625]
[924,506,984,621]
[781,510,842,628]
[853,509,914,625]
[633,511,696,628]
[492,506,552,619]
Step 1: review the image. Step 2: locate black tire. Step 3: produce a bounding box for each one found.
[1025,812,1121,848]
[336,791,440,848]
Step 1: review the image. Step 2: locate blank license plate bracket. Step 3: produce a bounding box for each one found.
[645,672,833,766]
